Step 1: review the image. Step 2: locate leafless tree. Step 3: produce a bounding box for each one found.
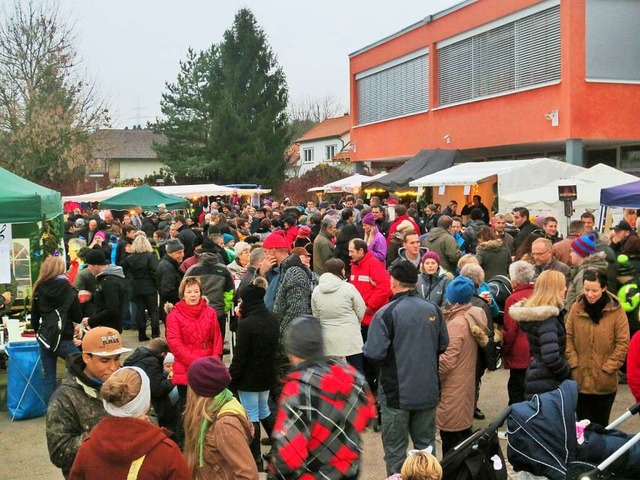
[288,95,347,123]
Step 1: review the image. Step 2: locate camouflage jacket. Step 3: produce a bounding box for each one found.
[45,353,106,479]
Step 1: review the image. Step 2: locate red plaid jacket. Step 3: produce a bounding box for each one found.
[268,358,376,480]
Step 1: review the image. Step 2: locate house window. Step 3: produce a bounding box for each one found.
[621,146,640,175]
[438,5,560,106]
[356,50,429,125]
[326,145,336,160]
[303,148,314,163]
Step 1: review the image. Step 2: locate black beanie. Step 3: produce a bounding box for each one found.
[284,315,324,360]
[389,260,418,285]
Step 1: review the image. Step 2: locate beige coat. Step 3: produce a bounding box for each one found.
[566,293,629,395]
[437,304,488,432]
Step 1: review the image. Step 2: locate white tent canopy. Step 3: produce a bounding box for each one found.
[63,183,270,203]
[501,163,638,232]
[308,172,386,193]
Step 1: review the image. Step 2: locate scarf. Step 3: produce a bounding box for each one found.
[583,293,609,324]
[198,388,234,468]
[176,298,207,320]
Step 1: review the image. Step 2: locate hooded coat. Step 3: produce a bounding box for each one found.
[311,272,366,357]
[88,265,126,332]
[349,251,392,327]
[508,303,572,397]
[121,252,159,296]
[46,353,106,479]
[68,417,190,480]
[438,304,488,432]
[566,293,629,395]
[32,276,82,341]
[476,239,512,280]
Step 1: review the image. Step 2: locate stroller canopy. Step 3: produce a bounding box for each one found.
[507,380,579,479]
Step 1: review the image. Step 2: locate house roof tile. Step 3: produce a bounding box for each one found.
[296,114,351,143]
[92,129,167,160]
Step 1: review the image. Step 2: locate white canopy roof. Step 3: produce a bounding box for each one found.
[309,172,386,193]
[63,183,270,203]
[409,158,584,187]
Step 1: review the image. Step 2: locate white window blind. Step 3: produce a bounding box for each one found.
[357,53,429,125]
[438,5,560,106]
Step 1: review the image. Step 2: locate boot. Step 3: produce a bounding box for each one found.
[250,422,263,472]
[260,413,276,462]
[138,327,150,342]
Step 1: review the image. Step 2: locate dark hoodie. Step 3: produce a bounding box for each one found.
[69,416,190,480]
[46,353,105,478]
[88,265,126,332]
[123,347,176,430]
[32,276,82,341]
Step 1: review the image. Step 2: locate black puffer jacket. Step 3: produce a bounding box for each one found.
[32,276,82,341]
[122,252,159,296]
[509,303,571,398]
[157,256,184,308]
[88,265,127,332]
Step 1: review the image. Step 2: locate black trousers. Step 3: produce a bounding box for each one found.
[134,293,160,337]
[361,325,379,393]
[441,428,473,456]
[507,368,527,405]
[576,392,616,426]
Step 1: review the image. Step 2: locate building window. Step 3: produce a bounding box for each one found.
[438,5,560,106]
[326,144,336,160]
[356,50,429,125]
[303,148,314,163]
[621,146,640,175]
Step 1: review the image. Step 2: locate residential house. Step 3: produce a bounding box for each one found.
[291,114,352,176]
[90,129,168,184]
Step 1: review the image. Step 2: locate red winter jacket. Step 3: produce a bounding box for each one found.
[502,283,534,369]
[69,416,190,480]
[284,225,299,249]
[387,215,420,244]
[627,332,640,403]
[166,299,223,386]
[349,251,392,327]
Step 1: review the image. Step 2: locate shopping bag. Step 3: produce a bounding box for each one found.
[6,341,46,420]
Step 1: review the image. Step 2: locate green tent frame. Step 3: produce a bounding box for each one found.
[100,184,189,211]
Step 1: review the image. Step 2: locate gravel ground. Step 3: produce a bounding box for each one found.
[2,329,639,479]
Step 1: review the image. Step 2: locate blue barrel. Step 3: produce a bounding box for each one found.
[6,341,46,420]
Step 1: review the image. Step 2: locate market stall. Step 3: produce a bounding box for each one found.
[409,158,586,218]
[99,184,190,211]
[308,173,387,195]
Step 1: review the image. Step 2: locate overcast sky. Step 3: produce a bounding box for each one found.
[52,0,460,128]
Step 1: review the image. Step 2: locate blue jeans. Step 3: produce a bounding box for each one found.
[238,390,271,422]
[380,403,436,476]
[41,340,79,404]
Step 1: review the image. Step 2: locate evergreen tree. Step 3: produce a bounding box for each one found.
[153,8,289,187]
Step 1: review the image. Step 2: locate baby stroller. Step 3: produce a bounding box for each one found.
[440,407,510,479]
[507,380,640,479]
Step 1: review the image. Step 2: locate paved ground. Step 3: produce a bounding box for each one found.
[1,330,639,479]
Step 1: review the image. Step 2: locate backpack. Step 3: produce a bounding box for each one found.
[35,291,75,352]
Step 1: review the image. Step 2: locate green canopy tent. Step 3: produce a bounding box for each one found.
[0,167,64,305]
[100,184,189,211]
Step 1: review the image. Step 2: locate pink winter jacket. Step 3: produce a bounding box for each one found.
[166,300,223,386]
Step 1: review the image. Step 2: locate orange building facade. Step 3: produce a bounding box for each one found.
[349,0,640,175]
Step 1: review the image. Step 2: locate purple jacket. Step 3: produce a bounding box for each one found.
[369,229,387,263]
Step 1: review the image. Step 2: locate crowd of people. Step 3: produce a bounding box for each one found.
[29,194,640,479]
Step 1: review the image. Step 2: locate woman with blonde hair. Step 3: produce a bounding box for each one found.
[184,356,257,480]
[508,270,572,398]
[31,255,83,404]
[122,234,160,340]
[69,367,190,479]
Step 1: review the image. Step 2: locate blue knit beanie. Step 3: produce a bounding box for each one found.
[222,233,234,245]
[446,276,476,304]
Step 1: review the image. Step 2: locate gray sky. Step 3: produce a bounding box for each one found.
[56,0,460,128]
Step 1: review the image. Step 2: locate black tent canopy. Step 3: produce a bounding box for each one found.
[362,149,468,191]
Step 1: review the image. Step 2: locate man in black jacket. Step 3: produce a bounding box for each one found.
[157,239,185,321]
[81,249,126,332]
[123,338,178,431]
[513,207,538,251]
[173,215,196,258]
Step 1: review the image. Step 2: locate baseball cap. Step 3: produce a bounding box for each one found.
[613,220,632,232]
[82,327,131,356]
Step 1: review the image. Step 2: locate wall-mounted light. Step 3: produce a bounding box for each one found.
[443,134,451,144]
[545,110,559,127]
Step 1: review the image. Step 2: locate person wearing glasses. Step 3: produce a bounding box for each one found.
[530,238,570,282]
